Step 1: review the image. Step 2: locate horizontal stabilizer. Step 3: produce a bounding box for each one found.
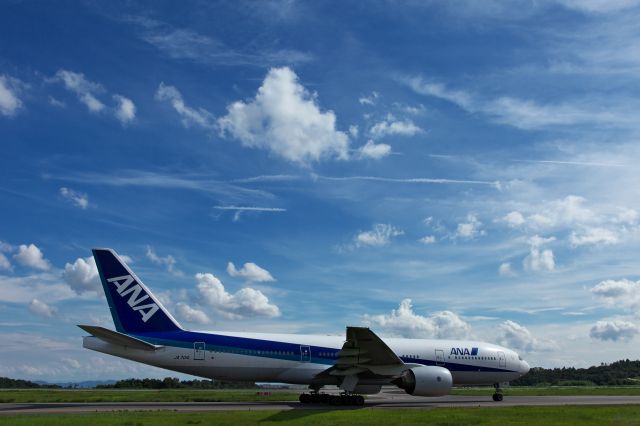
[78,325,162,351]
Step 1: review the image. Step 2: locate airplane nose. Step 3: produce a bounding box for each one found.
[521,360,530,375]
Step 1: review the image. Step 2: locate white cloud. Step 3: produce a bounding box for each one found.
[503,211,525,227]
[364,299,471,339]
[63,256,100,294]
[0,75,23,117]
[0,253,11,271]
[59,187,89,209]
[218,67,350,164]
[195,272,280,319]
[359,91,379,106]
[354,224,404,247]
[523,235,556,272]
[145,246,183,276]
[403,75,632,130]
[349,125,359,138]
[358,140,392,159]
[570,227,619,247]
[113,94,136,125]
[155,83,215,129]
[226,262,275,283]
[591,279,640,311]
[29,299,57,318]
[419,235,436,245]
[369,115,423,139]
[528,196,595,229]
[590,320,639,341]
[14,244,50,271]
[176,302,210,324]
[499,262,516,277]
[131,17,311,67]
[55,69,105,113]
[48,96,65,108]
[498,320,556,352]
[455,214,483,239]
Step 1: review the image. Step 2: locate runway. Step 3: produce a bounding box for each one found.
[3,394,640,415]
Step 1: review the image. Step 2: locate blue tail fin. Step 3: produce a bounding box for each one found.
[92,248,182,334]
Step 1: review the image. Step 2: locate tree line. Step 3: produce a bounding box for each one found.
[511,359,640,386]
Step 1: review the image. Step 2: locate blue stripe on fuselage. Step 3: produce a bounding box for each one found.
[131,330,517,373]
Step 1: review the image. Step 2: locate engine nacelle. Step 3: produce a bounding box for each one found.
[392,365,453,397]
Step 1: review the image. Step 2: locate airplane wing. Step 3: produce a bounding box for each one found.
[78,325,163,351]
[316,327,410,386]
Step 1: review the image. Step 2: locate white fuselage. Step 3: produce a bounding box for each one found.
[84,329,530,388]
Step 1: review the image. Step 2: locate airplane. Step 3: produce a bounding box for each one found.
[80,248,530,405]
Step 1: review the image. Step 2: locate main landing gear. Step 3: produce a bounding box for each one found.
[492,383,504,402]
[298,389,365,406]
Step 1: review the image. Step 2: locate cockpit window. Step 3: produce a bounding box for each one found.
[518,354,522,361]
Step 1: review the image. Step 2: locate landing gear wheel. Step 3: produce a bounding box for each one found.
[330,395,342,406]
[492,393,503,402]
[355,395,365,406]
[299,393,310,403]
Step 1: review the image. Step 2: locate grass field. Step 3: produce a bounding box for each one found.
[2,406,640,425]
[452,386,640,397]
[2,386,640,403]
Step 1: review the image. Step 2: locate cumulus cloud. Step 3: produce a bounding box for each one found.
[59,187,89,209]
[528,196,595,228]
[357,140,392,159]
[369,115,423,139]
[29,299,57,318]
[570,227,619,247]
[218,67,350,164]
[591,279,640,311]
[503,211,525,227]
[354,224,404,248]
[499,262,516,277]
[55,69,106,113]
[418,235,436,245]
[146,246,183,276]
[155,83,215,129]
[364,299,471,339]
[63,256,100,294]
[590,320,639,341]
[498,320,556,352]
[226,262,275,283]
[195,273,280,319]
[14,244,50,271]
[359,91,379,106]
[455,214,484,239]
[0,75,24,117]
[113,94,136,125]
[0,253,12,271]
[523,235,556,272]
[176,302,210,324]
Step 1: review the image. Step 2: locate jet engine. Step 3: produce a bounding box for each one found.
[392,365,453,397]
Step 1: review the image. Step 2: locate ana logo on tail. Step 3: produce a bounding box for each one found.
[107,275,159,322]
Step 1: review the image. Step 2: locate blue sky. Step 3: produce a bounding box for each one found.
[3,0,640,381]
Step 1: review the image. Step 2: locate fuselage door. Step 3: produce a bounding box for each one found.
[194,342,205,361]
[498,351,506,368]
[300,345,311,362]
[435,349,446,366]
